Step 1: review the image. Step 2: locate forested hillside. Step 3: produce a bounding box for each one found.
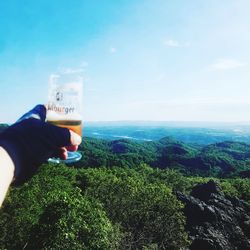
[0,164,249,249]
[76,137,250,177]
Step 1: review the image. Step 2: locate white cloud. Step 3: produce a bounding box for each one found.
[163,39,190,48]
[109,47,117,53]
[210,59,246,70]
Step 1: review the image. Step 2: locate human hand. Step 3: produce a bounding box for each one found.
[0,105,82,184]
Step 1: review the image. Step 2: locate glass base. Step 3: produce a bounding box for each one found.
[48,151,82,164]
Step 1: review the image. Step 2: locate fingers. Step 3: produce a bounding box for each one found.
[22,105,82,147]
[54,131,80,160]
[55,145,78,160]
[43,122,82,148]
[55,132,80,160]
[66,145,78,151]
[42,122,71,147]
[54,147,68,160]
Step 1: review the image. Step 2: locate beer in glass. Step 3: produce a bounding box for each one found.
[47,73,83,163]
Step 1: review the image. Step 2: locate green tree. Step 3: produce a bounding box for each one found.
[27,191,121,250]
[77,168,190,249]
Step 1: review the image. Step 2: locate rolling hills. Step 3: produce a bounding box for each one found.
[1,123,250,177]
[75,136,250,177]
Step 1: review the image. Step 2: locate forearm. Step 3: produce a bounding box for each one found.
[0,147,15,207]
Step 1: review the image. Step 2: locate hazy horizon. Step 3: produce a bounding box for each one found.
[1,0,250,123]
[3,119,250,127]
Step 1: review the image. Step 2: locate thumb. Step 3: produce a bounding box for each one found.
[69,130,82,146]
[17,105,47,123]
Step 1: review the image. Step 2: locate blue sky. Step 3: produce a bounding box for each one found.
[0,0,250,122]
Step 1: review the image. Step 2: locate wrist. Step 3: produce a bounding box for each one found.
[0,139,22,182]
[0,146,15,182]
[0,146,15,206]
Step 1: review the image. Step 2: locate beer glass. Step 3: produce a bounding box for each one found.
[46,72,83,163]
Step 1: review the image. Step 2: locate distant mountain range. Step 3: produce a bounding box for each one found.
[83,123,250,145]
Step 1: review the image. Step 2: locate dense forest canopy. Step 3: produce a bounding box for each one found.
[76,136,250,178]
[0,124,249,249]
[0,164,249,249]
